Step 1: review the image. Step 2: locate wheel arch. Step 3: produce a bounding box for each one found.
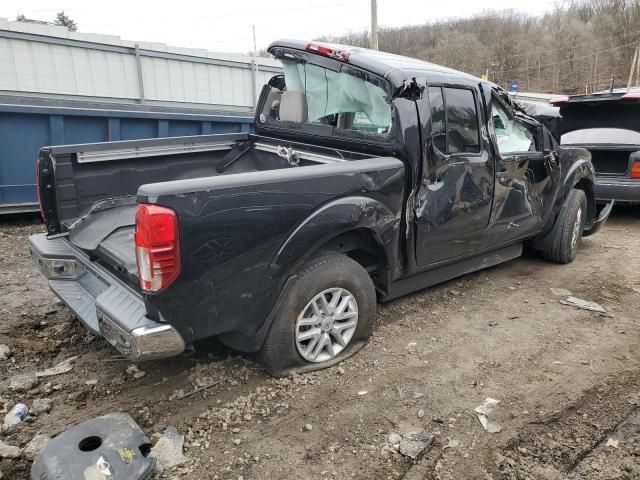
[572,176,596,229]
[270,196,401,294]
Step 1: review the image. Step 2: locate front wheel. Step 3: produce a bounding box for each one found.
[543,188,587,264]
[258,253,377,377]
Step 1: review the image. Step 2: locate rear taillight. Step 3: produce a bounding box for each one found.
[306,42,350,61]
[631,161,640,179]
[134,204,180,292]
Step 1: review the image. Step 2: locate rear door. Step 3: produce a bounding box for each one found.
[415,85,495,266]
[486,96,560,242]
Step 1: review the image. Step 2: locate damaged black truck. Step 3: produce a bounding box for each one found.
[30,40,612,376]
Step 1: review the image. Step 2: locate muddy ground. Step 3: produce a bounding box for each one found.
[1,207,639,480]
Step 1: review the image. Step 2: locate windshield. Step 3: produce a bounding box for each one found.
[561,128,640,145]
[259,58,392,140]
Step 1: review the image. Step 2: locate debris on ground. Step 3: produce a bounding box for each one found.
[0,344,10,360]
[417,409,425,418]
[303,423,313,431]
[549,287,572,296]
[443,438,461,450]
[9,372,38,392]
[30,398,52,416]
[35,356,78,377]
[397,431,434,460]
[32,413,155,479]
[475,397,502,433]
[396,384,406,400]
[3,403,28,430]
[22,434,50,461]
[605,437,619,448]
[150,425,188,472]
[559,296,608,314]
[0,439,20,458]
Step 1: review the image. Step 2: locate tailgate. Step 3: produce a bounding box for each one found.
[67,201,138,286]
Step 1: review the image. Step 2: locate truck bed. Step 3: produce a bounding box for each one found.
[38,132,390,288]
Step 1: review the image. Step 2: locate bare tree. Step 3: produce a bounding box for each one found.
[324,0,640,93]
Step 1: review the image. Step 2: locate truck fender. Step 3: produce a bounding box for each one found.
[218,196,401,353]
[270,195,401,281]
[532,158,595,250]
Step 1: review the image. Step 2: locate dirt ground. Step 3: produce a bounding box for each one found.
[1,207,639,480]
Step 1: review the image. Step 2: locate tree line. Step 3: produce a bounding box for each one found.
[319,0,640,94]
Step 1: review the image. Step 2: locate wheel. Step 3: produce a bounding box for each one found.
[258,253,377,377]
[543,188,587,264]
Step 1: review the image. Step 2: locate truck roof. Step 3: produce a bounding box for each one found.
[268,39,483,89]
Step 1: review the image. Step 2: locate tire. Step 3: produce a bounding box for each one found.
[258,253,377,377]
[543,188,587,264]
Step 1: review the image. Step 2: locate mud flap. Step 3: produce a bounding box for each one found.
[582,200,614,237]
[31,413,155,480]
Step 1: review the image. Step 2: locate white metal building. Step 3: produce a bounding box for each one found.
[0,18,281,113]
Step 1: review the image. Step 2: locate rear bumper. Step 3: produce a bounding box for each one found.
[595,177,640,204]
[28,233,184,360]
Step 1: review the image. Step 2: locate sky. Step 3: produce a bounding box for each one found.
[1,0,559,55]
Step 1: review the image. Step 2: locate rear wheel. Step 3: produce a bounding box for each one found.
[543,188,587,264]
[259,253,376,377]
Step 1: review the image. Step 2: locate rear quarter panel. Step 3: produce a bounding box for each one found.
[137,158,405,347]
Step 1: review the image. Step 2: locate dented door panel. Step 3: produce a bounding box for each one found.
[414,88,495,267]
[486,99,561,243]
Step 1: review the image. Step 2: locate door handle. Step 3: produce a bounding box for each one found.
[496,171,510,186]
[544,150,559,164]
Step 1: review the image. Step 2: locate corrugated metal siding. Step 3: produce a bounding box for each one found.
[0,18,281,110]
[0,37,140,99]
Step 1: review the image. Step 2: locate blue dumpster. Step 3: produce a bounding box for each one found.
[0,95,253,214]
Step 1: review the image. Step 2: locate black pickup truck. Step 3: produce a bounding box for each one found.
[30,40,612,376]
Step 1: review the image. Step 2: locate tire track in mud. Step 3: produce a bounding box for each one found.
[487,369,640,479]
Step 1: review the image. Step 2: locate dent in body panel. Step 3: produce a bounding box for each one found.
[272,194,402,279]
[413,84,495,266]
[415,155,494,259]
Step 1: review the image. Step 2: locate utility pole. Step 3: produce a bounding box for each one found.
[627,45,638,91]
[251,25,259,108]
[370,0,378,50]
[636,48,640,86]
[593,54,598,93]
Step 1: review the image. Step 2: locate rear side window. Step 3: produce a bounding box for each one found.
[444,88,480,154]
[428,87,446,153]
[428,86,480,155]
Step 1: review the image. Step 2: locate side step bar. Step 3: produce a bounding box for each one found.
[382,243,523,301]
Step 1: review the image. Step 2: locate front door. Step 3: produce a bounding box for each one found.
[486,96,561,243]
[415,85,495,267]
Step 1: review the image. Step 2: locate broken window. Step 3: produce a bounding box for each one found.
[261,58,392,139]
[491,100,537,154]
